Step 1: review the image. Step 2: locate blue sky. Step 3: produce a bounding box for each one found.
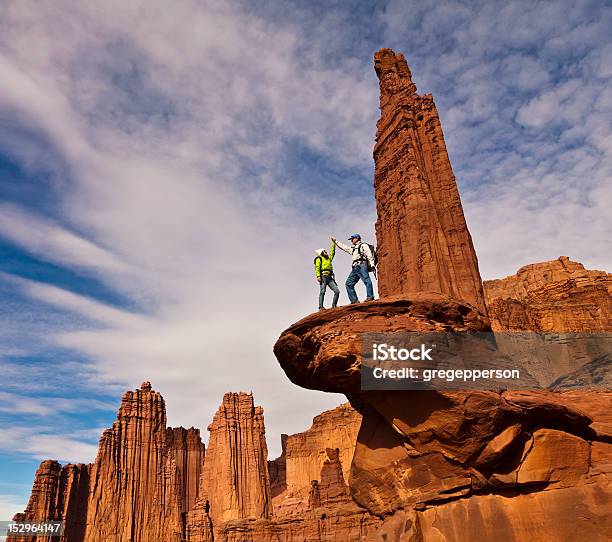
[1,0,611,519]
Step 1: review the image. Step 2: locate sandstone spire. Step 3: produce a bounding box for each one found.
[373,48,487,313]
[166,427,206,514]
[10,460,90,542]
[197,392,271,525]
[84,382,183,542]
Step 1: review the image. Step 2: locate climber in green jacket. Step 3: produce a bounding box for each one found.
[314,242,340,310]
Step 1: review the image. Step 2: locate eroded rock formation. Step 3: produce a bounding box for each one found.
[373,48,487,314]
[273,49,611,540]
[10,461,89,542]
[274,292,490,396]
[274,295,609,528]
[270,403,361,496]
[85,382,184,542]
[195,392,271,526]
[11,383,198,542]
[166,427,205,514]
[483,256,611,387]
[10,382,187,542]
[12,387,374,542]
[275,284,611,539]
[484,256,612,332]
[269,403,361,517]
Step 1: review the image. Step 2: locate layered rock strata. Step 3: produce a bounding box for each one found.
[85,382,184,542]
[274,292,490,396]
[483,256,611,387]
[484,256,612,332]
[269,403,361,517]
[373,48,487,314]
[10,461,89,542]
[269,403,361,496]
[275,288,611,539]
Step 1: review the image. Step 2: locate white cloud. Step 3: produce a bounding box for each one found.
[0,426,98,464]
[0,204,130,275]
[4,274,145,328]
[516,79,582,128]
[0,391,115,417]
[0,493,26,523]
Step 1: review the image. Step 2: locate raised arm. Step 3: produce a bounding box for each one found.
[329,241,336,260]
[333,238,353,255]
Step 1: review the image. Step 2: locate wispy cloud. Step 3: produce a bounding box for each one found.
[0,391,115,417]
[0,425,99,464]
[0,204,130,274]
[381,0,612,277]
[0,1,376,468]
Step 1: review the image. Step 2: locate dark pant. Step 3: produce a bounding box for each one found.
[346,262,374,303]
[319,274,340,309]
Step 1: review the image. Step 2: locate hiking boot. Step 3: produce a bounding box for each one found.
[365,297,375,302]
[319,307,327,311]
[350,300,360,304]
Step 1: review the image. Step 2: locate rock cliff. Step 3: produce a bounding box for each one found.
[11,461,89,542]
[373,48,487,314]
[85,382,184,542]
[270,403,361,496]
[483,256,611,387]
[269,403,361,516]
[484,256,611,332]
[274,298,609,528]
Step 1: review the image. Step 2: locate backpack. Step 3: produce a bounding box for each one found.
[359,243,378,272]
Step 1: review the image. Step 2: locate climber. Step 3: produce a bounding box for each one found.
[314,242,340,310]
[332,234,375,304]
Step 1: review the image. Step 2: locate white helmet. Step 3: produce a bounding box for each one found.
[314,248,324,256]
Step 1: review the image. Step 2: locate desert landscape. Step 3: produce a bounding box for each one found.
[8,49,610,542]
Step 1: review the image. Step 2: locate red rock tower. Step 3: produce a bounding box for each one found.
[166,427,206,514]
[197,392,271,525]
[373,48,487,314]
[85,381,184,542]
